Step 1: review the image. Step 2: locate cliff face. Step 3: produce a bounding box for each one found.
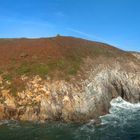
[0,61,139,123]
[0,36,139,123]
[131,52,140,60]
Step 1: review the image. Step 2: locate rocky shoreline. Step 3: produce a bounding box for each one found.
[0,37,139,123]
[0,60,139,123]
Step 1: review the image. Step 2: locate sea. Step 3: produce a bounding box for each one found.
[0,96,140,140]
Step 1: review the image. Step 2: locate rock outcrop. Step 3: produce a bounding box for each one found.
[131,52,140,60]
[0,61,139,123]
[0,36,139,123]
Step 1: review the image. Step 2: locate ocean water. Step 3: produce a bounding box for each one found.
[0,97,140,140]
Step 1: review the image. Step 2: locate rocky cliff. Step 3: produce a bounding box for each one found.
[0,36,139,123]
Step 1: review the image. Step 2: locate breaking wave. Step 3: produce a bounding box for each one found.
[0,97,140,140]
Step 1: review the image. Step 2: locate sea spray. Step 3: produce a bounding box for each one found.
[100,96,140,126]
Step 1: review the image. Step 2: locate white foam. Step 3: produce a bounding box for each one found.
[111,96,140,109]
[0,120,9,126]
[100,96,140,125]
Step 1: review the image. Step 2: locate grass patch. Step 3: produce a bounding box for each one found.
[16,62,49,77]
[67,63,80,75]
[2,73,13,81]
[68,67,77,75]
[16,63,30,75]
[14,55,82,79]
[0,69,3,75]
[57,59,65,69]
[32,63,49,76]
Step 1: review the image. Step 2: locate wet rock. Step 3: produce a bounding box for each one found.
[0,104,5,120]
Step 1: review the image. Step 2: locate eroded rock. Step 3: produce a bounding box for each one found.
[0,62,139,123]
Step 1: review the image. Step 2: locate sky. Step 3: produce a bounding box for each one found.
[0,0,140,51]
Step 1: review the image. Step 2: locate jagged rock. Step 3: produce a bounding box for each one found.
[5,106,17,119]
[131,52,140,60]
[20,106,39,121]
[0,104,5,120]
[0,37,139,123]
[0,63,139,123]
[0,76,3,85]
[4,94,16,108]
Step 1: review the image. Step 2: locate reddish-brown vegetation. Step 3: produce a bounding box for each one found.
[0,36,136,79]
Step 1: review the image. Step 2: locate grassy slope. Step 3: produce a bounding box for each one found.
[0,36,138,96]
[0,36,136,80]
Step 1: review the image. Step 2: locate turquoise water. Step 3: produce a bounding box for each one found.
[0,97,140,140]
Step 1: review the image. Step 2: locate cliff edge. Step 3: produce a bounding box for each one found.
[0,36,139,123]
